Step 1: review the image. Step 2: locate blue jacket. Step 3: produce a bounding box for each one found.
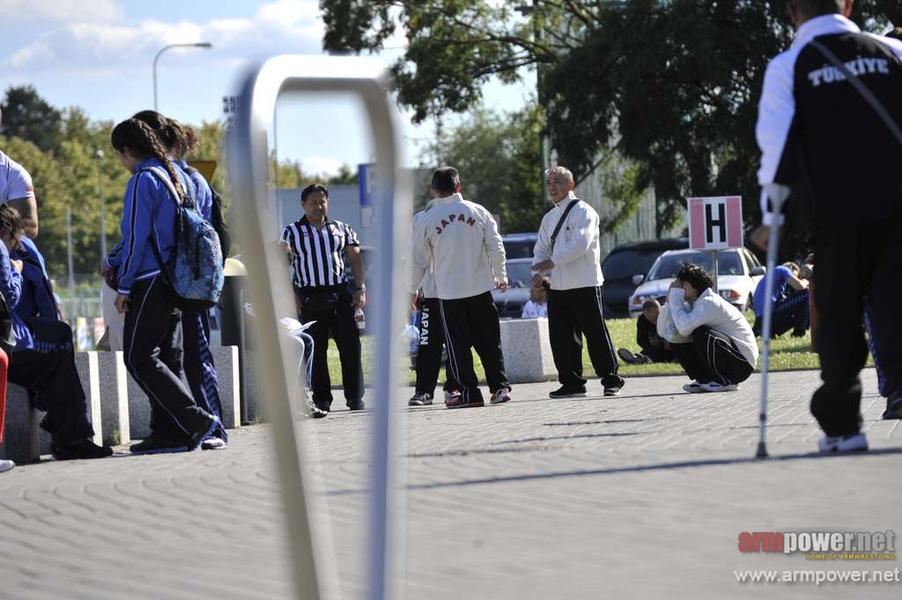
[752,265,792,317]
[14,237,57,320]
[0,241,34,352]
[106,158,186,295]
[177,160,213,221]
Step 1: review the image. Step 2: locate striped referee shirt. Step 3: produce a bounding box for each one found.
[281,215,360,288]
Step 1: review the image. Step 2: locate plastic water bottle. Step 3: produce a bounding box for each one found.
[354,307,366,331]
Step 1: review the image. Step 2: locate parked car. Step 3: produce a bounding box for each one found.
[600,238,688,318]
[492,258,543,319]
[502,232,538,259]
[628,247,765,317]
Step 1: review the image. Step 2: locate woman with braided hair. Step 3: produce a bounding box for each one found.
[105,118,218,453]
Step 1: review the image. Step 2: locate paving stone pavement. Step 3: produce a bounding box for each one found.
[1,368,900,599]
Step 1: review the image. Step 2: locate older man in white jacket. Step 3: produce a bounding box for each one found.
[658,263,758,393]
[411,166,511,409]
[532,166,623,398]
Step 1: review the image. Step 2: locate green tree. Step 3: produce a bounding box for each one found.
[1,85,64,153]
[426,102,544,233]
[321,0,902,245]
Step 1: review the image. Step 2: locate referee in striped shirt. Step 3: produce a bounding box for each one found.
[281,183,366,416]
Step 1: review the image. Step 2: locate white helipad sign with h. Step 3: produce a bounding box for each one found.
[688,196,743,250]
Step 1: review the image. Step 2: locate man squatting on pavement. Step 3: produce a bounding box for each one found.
[657,264,758,394]
[754,0,902,452]
[532,166,624,399]
[410,166,512,409]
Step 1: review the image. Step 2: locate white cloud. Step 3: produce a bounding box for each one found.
[0,0,123,24]
[1,1,325,75]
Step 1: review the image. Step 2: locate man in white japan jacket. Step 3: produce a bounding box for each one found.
[753,0,902,453]
[410,166,511,409]
[532,166,624,399]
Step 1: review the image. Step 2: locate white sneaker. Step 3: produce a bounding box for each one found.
[444,390,462,403]
[490,388,512,405]
[818,433,868,453]
[0,459,14,473]
[700,381,739,392]
[683,381,705,393]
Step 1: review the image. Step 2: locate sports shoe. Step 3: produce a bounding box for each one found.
[445,392,484,409]
[700,381,739,393]
[130,434,188,454]
[617,348,645,365]
[603,384,622,397]
[187,416,221,452]
[683,381,705,393]
[490,387,512,405]
[52,438,114,460]
[347,400,366,411]
[409,392,433,406]
[549,385,587,399]
[305,401,328,419]
[882,395,902,420]
[201,437,228,451]
[818,432,868,453]
[0,459,14,473]
[444,389,462,403]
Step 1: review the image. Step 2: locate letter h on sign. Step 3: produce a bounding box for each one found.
[688,196,743,250]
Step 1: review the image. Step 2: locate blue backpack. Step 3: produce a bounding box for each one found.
[143,167,224,311]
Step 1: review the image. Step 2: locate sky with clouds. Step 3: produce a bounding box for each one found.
[0,0,534,175]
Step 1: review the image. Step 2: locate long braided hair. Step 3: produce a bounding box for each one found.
[111,118,185,202]
[132,110,197,158]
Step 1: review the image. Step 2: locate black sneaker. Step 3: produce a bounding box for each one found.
[347,400,366,411]
[130,433,188,454]
[883,395,902,420]
[409,393,433,406]
[306,402,328,419]
[187,416,221,452]
[549,385,588,399]
[617,348,643,365]
[52,438,114,460]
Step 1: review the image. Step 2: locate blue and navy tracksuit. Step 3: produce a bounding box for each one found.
[106,158,214,441]
[170,160,225,441]
[0,239,93,444]
[14,237,58,321]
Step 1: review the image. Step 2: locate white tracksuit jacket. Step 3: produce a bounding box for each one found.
[410,193,507,300]
[532,191,604,290]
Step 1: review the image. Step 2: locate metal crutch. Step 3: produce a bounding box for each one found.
[228,55,411,600]
[755,190,787,459]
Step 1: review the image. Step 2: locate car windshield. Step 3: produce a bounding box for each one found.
[503,240,534,259]
[647,251,743,280]
[506,262,534,288]
[602,249,661,279]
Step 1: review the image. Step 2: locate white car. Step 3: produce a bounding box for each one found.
[627,247,765,317]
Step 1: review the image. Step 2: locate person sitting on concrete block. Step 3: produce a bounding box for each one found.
[0,204,111,460]
[658,263,758,393]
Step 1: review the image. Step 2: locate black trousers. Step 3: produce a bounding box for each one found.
[641,344,674,363]
[438,291,509,403]
[811,216,902,437]
[414,297,456,397]
[8,320,94,445]
[547,286,622,389]
[671,325,753,386]
[300,288,363,410]
[124,277,213,438]
[753,289,810,337]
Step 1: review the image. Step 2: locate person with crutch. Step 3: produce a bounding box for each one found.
[752,0,902,453]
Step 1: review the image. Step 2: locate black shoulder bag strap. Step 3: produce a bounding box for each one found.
[809,39,902,148]
[550,199,580,250]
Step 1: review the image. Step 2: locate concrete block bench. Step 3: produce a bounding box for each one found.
[499,318,557,384]
[0,346,242,464]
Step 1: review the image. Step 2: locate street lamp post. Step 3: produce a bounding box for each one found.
[94,149,107,260]
[153,42,212,111]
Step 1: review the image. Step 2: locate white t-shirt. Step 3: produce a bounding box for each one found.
[0,150,35,202]
[521,300,548,319]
